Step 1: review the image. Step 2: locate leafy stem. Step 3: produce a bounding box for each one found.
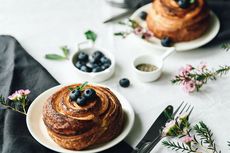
[221,43,230,51]
[162,140,197,153]
[45,46,70,61]
[193,121,220,153]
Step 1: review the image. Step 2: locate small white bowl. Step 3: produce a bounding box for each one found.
[133,55,163,82]
[132,48,175,82]
[71,43,115,82]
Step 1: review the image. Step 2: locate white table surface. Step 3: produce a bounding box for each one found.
[0,0,230,152]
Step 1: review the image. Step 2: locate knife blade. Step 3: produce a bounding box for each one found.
[132,105,173,153]
[103,9,134,23]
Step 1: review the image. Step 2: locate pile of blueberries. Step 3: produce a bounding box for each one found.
[75,51,112,73]
[69,88,96,106]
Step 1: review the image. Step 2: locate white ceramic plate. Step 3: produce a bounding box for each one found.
[130,3,220,51]
[26,85,135,153]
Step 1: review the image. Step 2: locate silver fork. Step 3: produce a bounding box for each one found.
[135,102,194,153]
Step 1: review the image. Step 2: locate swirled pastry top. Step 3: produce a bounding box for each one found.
[42,84,124,150]
[147,0,210,42]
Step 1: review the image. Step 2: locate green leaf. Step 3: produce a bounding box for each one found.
[190,0,195,4]
[84,30,97,42]
[60,46,69,57]
[68,87,74,91]
[221,43,230,51]
[77,81,88,91]
[45,54,67,60]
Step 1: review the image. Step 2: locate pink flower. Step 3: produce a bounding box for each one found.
[134,27,144,36]
[142,31,153,40]
[181,135,193,144]
[17,89,30,95]
[162,120,176,136]
[8,92,22,101]
[198,62,207,72]
[183,81,196,93]
[179,64,193,76]
[8,89,30,101]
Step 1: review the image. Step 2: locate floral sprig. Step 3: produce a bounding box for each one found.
[221,43,230,51]
[0,89,31,115]
[171,63,230,93]
[114,19,153,40]
[162,109,221,153]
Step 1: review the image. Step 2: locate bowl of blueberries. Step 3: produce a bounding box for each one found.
[72,43,115,82]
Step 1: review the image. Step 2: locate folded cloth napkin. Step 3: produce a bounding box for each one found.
[124,0,230,41]
[0,35,132,153]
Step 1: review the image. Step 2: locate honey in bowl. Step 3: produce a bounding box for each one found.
[136,63,158,72]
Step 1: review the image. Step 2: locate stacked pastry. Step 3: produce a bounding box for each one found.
[43,84,124,150]
[146,0,210,42]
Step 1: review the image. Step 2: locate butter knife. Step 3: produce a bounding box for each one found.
[131,105,173,153]
[103,10,134,23]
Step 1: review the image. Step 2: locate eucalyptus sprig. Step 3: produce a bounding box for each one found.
[193,122,221,153]
[68,82,88,91]
[45,46,70,61]
[162,140,197,153]
[221,43,230,51]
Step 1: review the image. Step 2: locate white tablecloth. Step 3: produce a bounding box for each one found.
[0,0,230,152]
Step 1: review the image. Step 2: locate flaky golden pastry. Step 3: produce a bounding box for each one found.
[147,0,210,42]
[43,84,124,150]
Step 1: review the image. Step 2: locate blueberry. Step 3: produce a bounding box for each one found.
[76,96,87,106]
[69,89,81,101]
[101,63,111,70]
[75,61,85,69]
[92,51,104,62]
[161,37,172,47]
[83,88,96,99]
[119,78,130,88]
[80,65,92,72]
[77,52,88,62]
[92,66,103,72]
[139,11,148,20]
[86,62,98,69]
[100,56,111,65]
[178,0,189,9]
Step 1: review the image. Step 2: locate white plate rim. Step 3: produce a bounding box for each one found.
[26,84,135,153]
[130,3,220,51]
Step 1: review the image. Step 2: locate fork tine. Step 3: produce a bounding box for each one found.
[179,103,188,115]
[173,101,184,116]
[186,105,191,112]
[188,106,194,116]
